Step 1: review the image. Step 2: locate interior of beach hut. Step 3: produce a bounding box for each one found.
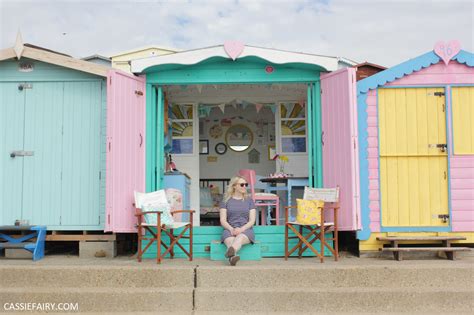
[163,83,309,226]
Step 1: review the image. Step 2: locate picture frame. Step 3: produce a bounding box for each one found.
[268,145,277,160]
[199,140,209,155]
[215,142,227,155]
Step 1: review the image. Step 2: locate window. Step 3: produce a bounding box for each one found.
[280,102,306,153]
[170,104,194,154]
[452,87,474,154]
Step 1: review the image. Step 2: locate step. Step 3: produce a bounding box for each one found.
[377,236,467,241]
[1,287,193,312]
[194,287,474,313]
[210,240,261,261]
[0,266,194,288]
[196,265,474,289]
[381,247,471,252]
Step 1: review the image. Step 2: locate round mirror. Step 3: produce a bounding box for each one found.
[225,124,253,152]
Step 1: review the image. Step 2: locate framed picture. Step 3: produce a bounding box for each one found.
[199,140,209,155]
[215,142,227,155]
[268,145,277,160]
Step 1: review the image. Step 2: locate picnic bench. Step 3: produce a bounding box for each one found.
[0,225,46,261]
[377,236,470,261]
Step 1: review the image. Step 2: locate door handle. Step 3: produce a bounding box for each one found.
[428,144,447,152]
[10,151,34,158]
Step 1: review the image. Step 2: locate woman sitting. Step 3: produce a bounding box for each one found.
[219,176,257,266]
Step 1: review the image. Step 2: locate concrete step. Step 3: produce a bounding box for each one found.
[1,287,193,312]
[196,265,474,289]
[0,266,194,288]
[194,287,474,313]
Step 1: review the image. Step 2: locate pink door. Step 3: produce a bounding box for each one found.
[321,68,361,231]
[105,70,146,232]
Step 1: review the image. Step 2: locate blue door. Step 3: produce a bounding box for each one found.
[22,82,64,226]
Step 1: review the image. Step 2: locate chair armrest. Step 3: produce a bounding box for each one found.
[170,210,196,214]
[170,210,195,224]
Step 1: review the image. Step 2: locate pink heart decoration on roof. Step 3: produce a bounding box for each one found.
[434,40,461,65]
[224,41,244,60]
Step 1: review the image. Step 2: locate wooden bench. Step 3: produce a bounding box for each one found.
[377,236,470,261]
[0,225,46,261]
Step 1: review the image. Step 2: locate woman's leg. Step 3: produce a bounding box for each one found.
[231,233,250,253]
[224,237,236,248]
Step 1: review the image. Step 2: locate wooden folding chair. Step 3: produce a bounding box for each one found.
[284,187,339,263]
[134,192,195,264]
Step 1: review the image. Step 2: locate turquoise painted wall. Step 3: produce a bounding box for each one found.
[0,58,106,230]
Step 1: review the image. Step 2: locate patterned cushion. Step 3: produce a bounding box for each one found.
[134,190,174,226]
[296,198,324,225]
[142,203,174,226]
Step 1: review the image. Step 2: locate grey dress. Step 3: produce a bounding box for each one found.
[220,197,256,243]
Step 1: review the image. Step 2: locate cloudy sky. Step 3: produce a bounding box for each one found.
[0,0,472,67]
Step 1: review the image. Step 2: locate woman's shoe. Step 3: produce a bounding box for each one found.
[225,246,236,258]
[229,255,240,266]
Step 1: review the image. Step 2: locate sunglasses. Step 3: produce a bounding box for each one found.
[238,183,249,187]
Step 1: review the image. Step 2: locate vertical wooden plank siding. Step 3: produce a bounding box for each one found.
[313,81,323,187]
[378,88,449,227]
[22,82,63,226]
[61,81,102,226]
[307,84,313,187]
[105,70,146,232]
[145,84,156,192]
[321,68,360,230]
[156,86,164,189]
[0,83,25,226]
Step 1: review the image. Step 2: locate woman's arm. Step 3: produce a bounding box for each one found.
[239,208,256,232]
[219,208,234,232]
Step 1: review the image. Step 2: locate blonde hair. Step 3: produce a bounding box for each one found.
[223,176,249,203]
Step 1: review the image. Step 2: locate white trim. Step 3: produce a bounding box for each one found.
[0,46,109,77]
[132,45,355,73]
[109,45,181,58]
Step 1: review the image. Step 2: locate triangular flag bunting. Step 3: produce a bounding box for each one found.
[218,103,226,113]
[270,105,277,114]
[196,85,203,94]
[255,103,263,113]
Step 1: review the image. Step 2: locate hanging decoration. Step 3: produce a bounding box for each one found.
[218,103,226,113]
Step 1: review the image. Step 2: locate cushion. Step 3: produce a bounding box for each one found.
[165,188,183,221]
[200,187,214,207]
[134,190,174,226]
[296,198,324,225]
[142,204,174,226]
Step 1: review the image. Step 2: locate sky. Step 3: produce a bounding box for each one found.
[0,0,473,67]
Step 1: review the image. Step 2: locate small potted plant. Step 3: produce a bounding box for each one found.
[272,154,289,177]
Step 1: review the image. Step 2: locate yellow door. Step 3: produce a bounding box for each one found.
[451,86,474,154]
[378,88,449,227]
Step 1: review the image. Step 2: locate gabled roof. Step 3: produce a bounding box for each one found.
[131,44,357,73]
[0,43,110,77]
[82,54,111,62]
[109,45,181,58]
[354,62,386,70]
[358,50,474,94]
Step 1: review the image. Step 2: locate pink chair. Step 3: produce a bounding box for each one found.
[238,169,280,225]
